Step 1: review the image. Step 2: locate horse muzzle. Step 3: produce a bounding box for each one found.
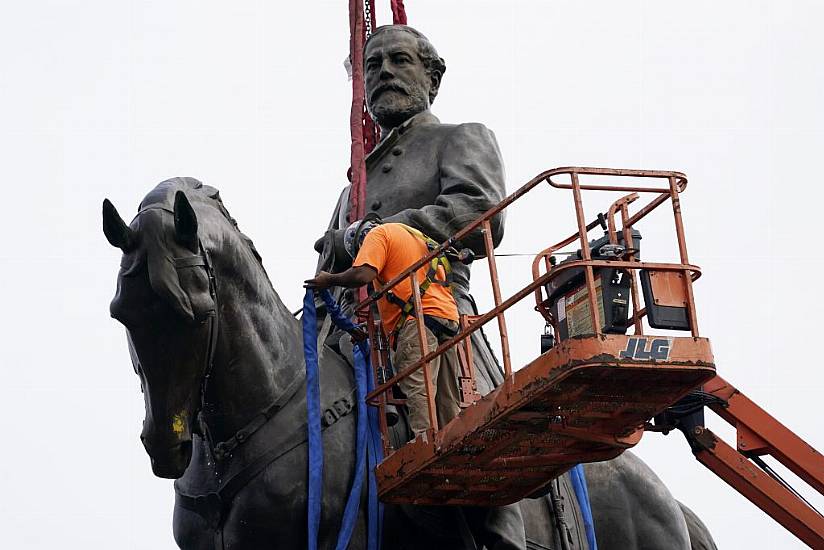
[141,436,193,479]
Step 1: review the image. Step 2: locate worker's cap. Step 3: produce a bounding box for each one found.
[343,213,382,258]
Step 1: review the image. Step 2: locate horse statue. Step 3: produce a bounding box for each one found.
[103,177,716,549]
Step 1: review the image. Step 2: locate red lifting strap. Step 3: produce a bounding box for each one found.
[391,0,407,24]
[349,0,408,223]
[361,1,380,160]
[349,0,384,311]
[348,0,369,223]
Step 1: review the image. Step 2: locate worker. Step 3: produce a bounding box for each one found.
[305,217,462,435]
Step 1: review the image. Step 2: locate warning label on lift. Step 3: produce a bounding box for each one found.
[563,277,606,337]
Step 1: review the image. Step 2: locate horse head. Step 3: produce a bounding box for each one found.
[105,176,305,482]
[104,178,225,477]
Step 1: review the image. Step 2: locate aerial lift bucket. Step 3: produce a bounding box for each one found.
[358,167,716,506]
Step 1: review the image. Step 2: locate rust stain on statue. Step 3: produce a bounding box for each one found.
[172,413,186,437]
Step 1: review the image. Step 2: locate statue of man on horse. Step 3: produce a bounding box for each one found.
[102,22,717,550]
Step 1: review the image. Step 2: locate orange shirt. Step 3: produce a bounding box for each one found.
[353,223,459,334]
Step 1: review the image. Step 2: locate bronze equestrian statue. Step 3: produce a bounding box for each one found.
[104,179,588,548]
[104,178,714,549]
[103,24,716,550]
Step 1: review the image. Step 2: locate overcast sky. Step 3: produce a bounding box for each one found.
[2,1,822,548]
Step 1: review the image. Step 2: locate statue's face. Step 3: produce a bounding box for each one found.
[365,30,434,129]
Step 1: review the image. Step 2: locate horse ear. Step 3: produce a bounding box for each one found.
[173,191,199,253]
[102,199,135,251]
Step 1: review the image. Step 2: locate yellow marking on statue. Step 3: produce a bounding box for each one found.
[172,413,186,437]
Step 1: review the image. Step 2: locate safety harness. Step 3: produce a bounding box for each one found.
[382,224,458,343]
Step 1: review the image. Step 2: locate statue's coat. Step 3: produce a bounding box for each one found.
[319,110,507,395]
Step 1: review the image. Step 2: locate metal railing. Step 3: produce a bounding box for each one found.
[356,167,699,456]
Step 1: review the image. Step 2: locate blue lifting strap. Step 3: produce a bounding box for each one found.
[570,464,598,550]
[303,288,383,550]
[363,340,384,550]
[302,290,324,550]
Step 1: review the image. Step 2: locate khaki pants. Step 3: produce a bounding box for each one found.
[392,316,462,435]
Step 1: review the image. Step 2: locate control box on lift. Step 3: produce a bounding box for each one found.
[544,230,641,343]
[541,228,693,352]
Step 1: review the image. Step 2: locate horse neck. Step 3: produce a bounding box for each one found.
[203,228,303,443]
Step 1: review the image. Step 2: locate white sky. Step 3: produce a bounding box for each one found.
[2,1,822,548]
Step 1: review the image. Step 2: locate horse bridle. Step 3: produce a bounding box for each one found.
[172,240,222,447]
[136,205,303,462]
[135,204,364,531]
[133,205,222,448]
[173,233,296,461]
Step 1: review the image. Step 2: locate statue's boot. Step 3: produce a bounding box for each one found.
[462,504,526,550]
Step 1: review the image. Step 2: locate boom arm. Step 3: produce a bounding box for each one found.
[685,375,824,548]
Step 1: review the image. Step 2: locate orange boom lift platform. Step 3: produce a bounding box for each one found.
[353,167,824,547]
[340,0,820,545]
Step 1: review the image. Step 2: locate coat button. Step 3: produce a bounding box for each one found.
[392,147,403,156]
[370,200,382,210]
[381,164,392,173]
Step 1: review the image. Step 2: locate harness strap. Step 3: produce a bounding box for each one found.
[175,386,358,529]
[385,315,459,352]
[211,373,304,461]
[398,225,455,284]
[423,315,458,341]
[176,291,381,550]
[173,246,305,463]
[384,224,456,341]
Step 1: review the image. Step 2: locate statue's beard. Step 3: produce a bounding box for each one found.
[368,86,430,130]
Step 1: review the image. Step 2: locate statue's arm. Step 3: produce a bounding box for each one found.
[327,186,350,231]
[315,186,350,272]
[383,122,506,253]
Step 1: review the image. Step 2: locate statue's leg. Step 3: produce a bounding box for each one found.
[173,435,223,550]
[382,504,475,549]
[462,504,526,550]
[584,452,691,550]
[677,500,718,550]
[521,473,590,550]
[172,501,216,550]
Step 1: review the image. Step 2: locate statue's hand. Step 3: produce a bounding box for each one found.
[313,235,325,253]
[315,229,352,274]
